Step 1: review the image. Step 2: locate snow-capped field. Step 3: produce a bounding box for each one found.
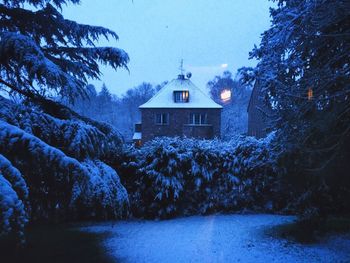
[81,214,350,263]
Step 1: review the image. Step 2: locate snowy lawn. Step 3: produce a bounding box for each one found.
[81,214,350,263]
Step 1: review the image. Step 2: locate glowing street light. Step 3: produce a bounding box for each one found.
[220,89,232,102]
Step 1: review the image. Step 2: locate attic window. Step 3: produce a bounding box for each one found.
[174,91,189,103]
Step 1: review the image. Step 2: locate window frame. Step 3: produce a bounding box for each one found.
[173,90,189,103]
[155,113,170,125]
[189,113,207,125]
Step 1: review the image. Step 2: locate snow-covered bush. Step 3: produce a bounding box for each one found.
[137,138,192,217]
[0,96,128,239]
[72,160,128,219]
[118,135,278,219]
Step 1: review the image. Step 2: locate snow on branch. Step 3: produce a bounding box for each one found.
[0,32,84,98]
[2,0,80,9]
[0,2,129,102]
[0,154,28,242]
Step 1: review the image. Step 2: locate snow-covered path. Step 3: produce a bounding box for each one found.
[82,214,350,263]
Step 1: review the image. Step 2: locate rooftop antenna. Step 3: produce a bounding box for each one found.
[179,59,185,75]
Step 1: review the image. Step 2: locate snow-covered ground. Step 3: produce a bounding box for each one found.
[81,214,350,263]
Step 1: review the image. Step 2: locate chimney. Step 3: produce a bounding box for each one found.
[178,74,185,80]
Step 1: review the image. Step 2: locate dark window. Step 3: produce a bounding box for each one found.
[174,91,189,103]
[155,113,169,125]
[190,113,207,125]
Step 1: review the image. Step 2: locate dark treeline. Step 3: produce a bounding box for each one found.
[65,82,166,141]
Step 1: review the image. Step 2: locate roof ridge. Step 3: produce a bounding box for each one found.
[139,77,222,109]
[140,78,176,106]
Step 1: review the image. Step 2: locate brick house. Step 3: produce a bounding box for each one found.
[247,81,270,138]
[133,73,222,144]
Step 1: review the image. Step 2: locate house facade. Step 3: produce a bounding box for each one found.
[133,73,222,144]
[247,81,270,138]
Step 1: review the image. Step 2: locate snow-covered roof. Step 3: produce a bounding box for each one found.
[139,75,222,109]
[132,132,142,140]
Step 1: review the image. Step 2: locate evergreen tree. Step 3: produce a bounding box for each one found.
[98,84,112,106]
[0,0,129,241]
[0,0,129,101]
[241,0,350,218]
[97,83,114,123]
[122,82,156,123]
[86,84,97,98]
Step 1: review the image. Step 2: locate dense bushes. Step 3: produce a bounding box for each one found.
[117,135,282,219]
[0,96,128,240]
[275,138,350,223]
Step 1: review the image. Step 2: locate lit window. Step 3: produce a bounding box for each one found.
[174,91,189,103]
[190,113,207,125]
[155,113,169,125]
[308,88,313,100]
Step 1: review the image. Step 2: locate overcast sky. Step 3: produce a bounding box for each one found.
[63,0,273,95]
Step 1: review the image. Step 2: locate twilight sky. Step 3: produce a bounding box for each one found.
[63,0,273,95]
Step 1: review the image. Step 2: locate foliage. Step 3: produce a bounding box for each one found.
[117,135,281,219]
[0,96,128,240]
[0,154,28,243]
[0,0,130,241]
[0,0,129,101]
[67,82,165,140]
[240,0,350,219]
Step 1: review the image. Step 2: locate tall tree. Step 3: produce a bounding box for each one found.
[0,0,129,241]
[0,0,129,101]
[208,71,236,104]
[120,82,162,139]
[242,0,350,218]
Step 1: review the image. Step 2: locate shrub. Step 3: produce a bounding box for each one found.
[117,135,279,219]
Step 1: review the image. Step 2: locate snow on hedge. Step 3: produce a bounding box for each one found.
[72,159,128,218]
[118,135,278,218]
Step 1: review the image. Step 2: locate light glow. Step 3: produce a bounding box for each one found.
[308,88,313,100]
[221,63,228,68]
[220,89,231,102]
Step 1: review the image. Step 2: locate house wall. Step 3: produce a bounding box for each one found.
[248,107,267,138]
[247,83,269,138]
[141,108,221,142]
